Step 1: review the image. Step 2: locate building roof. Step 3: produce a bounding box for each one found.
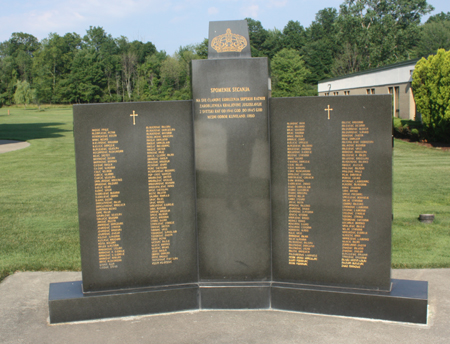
[318,59,421,93]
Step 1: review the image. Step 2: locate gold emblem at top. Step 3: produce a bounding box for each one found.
[211,28,248,53]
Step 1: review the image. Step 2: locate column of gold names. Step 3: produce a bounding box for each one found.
[195,95,265,119]
[146,125,178,265]
[287,122,317,266]
[92,128,125,269]
[341,121,374,268]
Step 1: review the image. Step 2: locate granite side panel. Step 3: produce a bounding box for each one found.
[73,101,197,292]
[270,96,392,290]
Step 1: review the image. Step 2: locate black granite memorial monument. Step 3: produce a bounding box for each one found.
[49,20,428,324]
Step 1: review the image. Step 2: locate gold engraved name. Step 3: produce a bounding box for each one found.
[211,28,248,53]
[146,125,178,266]
[287,122,317,266]
[341,121,373,269]
[92,128,125,270]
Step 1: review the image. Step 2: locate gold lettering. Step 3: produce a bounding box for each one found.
[287,123,317,266]
[146,125,178,264]
[199,91,265,120]
[341,121,372,268]
[92,129,125,269]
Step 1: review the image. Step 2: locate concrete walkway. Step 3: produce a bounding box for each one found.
[0,140,30,154]
[0,269,449,343]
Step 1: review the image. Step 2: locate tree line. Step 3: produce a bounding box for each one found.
[1,0,449,107]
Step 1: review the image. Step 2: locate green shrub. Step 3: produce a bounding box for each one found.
[393,118,423,141]
[393,117,403,129]
[412,49,450,143]
[411,128,420,141]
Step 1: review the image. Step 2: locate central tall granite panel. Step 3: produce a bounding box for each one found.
[192,20,271,308]
[192,59,270,281]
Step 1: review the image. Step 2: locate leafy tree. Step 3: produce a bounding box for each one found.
[176,46,195,90]
[136,51,167,101]
[32,32,81,103]
[2,5,441,105]
[260,28,284,59]
[67,49,105,103]
[281,20,306,51]
[83,26,110,52]
[415,12,450,57]
[121,51,138,100]
[332,43,362,76]
[245,18,269,57]
[115,36,158,101]
[101,45,121,102]
[0,56,17,105]
[194,39,208,59]
[308,7,338,42]
[282,20,306,51]
[302,39,335,83]
[425,11,450,24]
[13,80,35,108]
[271,49,314,97]
[412,49,450,142]
[0,32,39,104]
[82,28,120,101]
[301,8,338,82]
[160,55,183,97]
[129,40,157,64]
[0,32,40,82]
[334,0,434,74]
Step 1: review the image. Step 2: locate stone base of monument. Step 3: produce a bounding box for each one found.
[271,279,428,324]
[49,279,427,324]
[48,281,198,324]
[199,282,271,309]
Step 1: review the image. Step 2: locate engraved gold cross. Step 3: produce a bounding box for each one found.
[130,110,138,125]
[324,105,333,120]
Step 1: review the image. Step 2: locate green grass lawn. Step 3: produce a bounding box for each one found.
[0,106,449,281]
[0,106,80,281]
[392,139,450,268]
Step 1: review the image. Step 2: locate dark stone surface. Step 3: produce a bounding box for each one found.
[200,283,271,309]
[49,281,198,323]
[49,278,427,324]
[270,96,392,290]
[271,279,428,324]
[208,20,251,59]
[192,58,271,282]
[73,101,197,292]
[62,22,427,325]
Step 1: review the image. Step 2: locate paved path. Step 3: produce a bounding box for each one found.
[0,140,30,154]
[0,269,449,343]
